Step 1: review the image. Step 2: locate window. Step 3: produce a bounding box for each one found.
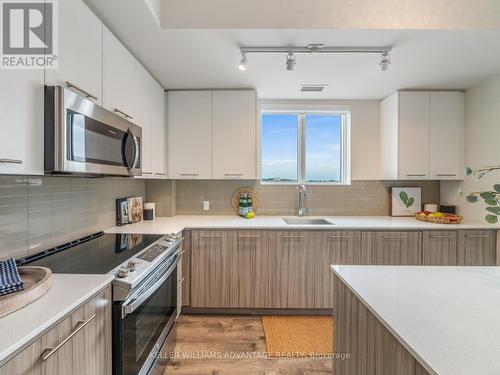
[261,111,350,184]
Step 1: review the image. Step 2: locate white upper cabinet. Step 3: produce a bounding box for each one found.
[133,61,153,175]
[45,0,102,104]
[380,91,464,180]
[168,91,213,179]
[212,91,257,179]
[152,83,166,177]
[429,92,464,179]
[102,27,136,121]
[0,70,44,175]
[398,92,430,179]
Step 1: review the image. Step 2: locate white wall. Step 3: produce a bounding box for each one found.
[441,75,500,222]
[259,99,380,180]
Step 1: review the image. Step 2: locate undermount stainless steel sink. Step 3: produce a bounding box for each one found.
[282,218,335,225]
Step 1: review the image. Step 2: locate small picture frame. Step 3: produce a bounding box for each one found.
[391,187,422,216]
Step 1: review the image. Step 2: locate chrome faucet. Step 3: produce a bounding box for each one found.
[298,185,309,217]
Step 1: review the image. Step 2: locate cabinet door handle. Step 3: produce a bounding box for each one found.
[0,158,23,164]
[224,173,244,177]
[142,172,153,175]
[406,174,426,177]
[42,314,96,361]
[199,234,222,238]
[154,173,166,176]
[238,235,261,239]
[113,108,133,120]
[383,236,406,240]
[466,234,490,239]
[281,235,304,239]
[430,234,454,238]
[328,235,352,239]
[179,173,199,177]
[65,81,98,101]
[437,174,457,177]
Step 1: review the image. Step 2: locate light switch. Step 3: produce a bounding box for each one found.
[203,201,210,211]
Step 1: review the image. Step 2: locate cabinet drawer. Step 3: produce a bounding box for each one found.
[458,231,496,266]
[422,231,458,266]
[361,232,422,265]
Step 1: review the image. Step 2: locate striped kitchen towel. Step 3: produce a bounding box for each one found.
[0,258,24,296]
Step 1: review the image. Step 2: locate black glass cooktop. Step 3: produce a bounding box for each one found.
[18,233,163,274]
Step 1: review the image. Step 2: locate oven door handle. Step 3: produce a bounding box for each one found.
[121,251,180,318]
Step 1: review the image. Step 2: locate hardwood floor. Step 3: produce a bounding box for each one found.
[163,315,332,375]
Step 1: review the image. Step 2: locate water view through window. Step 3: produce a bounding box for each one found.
[261,113,344,183]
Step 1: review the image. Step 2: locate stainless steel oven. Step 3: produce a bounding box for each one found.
[44,85,142,176]
[113,245,181,375]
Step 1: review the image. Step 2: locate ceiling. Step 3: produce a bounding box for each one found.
[85,0,500,100]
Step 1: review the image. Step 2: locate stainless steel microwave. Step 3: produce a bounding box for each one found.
[44,86,142,176]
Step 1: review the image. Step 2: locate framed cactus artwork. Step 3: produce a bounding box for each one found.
[391,187,422,216]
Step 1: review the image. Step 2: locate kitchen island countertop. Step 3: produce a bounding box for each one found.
[331,265,500,375]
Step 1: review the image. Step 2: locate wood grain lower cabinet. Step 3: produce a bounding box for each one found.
[181,230,191,307]
[0,285,111,375]
[229,231,269,308]
[313,231,361,308]
[422,231,458,265]
[268,231,315,309]
[360,232,422,265]
[190,231,232,308]
[458,231,496,266]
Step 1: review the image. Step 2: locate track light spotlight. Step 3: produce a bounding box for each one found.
[380,51,390,71]
[238,51,248,71]
[286,52,296,71]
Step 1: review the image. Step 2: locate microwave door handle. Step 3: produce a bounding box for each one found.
[121,251,180,318]
[129,134,140,175]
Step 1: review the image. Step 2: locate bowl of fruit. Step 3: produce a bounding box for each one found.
[415,211,463,224]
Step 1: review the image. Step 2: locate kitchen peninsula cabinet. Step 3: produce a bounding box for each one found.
[0,285,111,375]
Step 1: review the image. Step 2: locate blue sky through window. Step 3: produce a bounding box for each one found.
[261,114,298,182]
[305,115,342,182]
[261,113,342,183]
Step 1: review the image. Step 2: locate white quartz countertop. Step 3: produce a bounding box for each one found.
[105,215,500,235]
[0,273,113,365]
[330,265,500,375]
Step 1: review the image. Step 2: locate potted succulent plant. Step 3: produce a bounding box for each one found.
[462,166,500,224]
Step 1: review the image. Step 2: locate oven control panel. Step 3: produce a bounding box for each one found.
[111,234,182,288]
[137,243,170,262]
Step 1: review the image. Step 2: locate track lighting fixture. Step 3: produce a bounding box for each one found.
[238,51,248,71]
[238,45,392,72]
[380,51,391,71]
[286,52,295,71]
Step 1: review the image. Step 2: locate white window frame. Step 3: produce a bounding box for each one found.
[260,109,351,186]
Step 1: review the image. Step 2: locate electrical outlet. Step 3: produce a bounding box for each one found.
[203,201,210,211]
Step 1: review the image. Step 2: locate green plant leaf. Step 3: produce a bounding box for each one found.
[465,167,473,176]
[485,215,498,224]
[485,198,498,206]
[494,184,500,193]
[466,195,479,203]
[480,192,496,200]
[486,206,500,215]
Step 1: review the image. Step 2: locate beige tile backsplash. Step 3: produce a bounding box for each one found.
[146,180,440,217]
[0,176,145,260]
[0,175,439,260]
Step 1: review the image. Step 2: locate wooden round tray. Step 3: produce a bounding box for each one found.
[0,266,52,319]
[415,213,463,225]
